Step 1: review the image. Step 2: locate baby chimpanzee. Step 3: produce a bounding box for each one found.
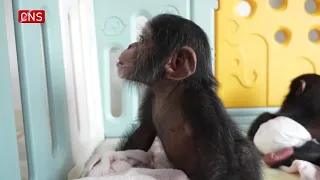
[248,73,320,168]
[116,14,262,180]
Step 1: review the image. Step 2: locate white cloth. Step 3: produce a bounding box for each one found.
[253,116,312,154]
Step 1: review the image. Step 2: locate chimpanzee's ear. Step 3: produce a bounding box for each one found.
[296,79,306,96]
[164,46,197,81]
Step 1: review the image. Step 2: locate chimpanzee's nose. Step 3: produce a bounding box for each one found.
[127,42,138,49]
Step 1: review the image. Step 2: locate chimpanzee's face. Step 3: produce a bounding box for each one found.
[116,18,197,86]
[116,27,153,82]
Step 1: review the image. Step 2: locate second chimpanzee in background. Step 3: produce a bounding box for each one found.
[247,73,320,168]
[116,14,262,180]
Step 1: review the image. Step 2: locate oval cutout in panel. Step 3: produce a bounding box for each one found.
[236,1,253,17]
[269,0,287,10]
[39,23,55,152]
[305,0,319,15]
[274,28,291,45]
[109,47,124,117]
[309,29,320,43]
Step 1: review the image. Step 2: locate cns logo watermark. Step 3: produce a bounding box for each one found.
[18,10,45,23]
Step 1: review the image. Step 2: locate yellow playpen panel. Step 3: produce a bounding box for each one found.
[216,0,320,108]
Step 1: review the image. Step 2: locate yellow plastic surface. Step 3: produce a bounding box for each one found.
[215,0,320,108]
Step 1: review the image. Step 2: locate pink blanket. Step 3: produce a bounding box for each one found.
[70,137,320,180]
[280,160,320,180]
[70,137,189,180]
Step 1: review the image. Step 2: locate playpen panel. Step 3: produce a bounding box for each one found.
[215,0,320,108]
[215,0,268,108]
[0,3,21,179]
[12,0,72,179]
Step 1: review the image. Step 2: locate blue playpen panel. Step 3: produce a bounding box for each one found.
[0,2,21,179]
[0,0,73,179]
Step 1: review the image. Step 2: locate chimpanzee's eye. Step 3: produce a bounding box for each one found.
[139,35,145,42]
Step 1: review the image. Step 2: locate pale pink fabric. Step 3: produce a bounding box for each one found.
[73,137,189,180]
[280,160,320,180]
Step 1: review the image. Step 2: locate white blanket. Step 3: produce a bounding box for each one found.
[69,137,189,180]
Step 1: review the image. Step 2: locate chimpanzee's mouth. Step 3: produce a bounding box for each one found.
[116,60,124,67]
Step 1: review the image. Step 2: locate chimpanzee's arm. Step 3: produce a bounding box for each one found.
[268,140,320,168]
[116,89,156,151]
[247,112,276,141]
[117,120,156,151]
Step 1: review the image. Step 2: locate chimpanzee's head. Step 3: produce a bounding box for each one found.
[285,73,320,111]
[116,14,213,87]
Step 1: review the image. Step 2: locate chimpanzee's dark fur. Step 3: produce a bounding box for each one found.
[248,73,320,168]
[116,14,262,180]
